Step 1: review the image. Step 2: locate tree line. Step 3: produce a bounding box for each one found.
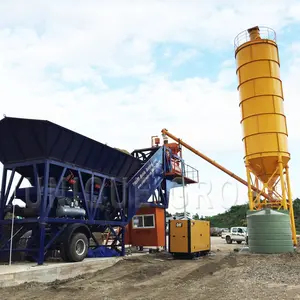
[165,211,204,220]
[166,198,300,231]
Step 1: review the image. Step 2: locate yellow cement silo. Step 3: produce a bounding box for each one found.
[235,26,289,187]
[234,26,296,245]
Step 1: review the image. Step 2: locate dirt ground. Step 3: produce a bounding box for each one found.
[2,237,300,300]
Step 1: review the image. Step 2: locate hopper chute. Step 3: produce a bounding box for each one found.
[0,116,142,180]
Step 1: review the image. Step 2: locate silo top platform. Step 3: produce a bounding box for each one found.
[0,117,142,179]
[234,26,276,51]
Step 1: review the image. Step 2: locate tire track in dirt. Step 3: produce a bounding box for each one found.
[178,253,238,283]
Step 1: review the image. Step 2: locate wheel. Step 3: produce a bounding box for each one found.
[237,241,242,244]
[67,232,89,262]
[226,236,232,244]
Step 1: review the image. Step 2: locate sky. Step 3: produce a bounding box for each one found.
[0,0,300,217]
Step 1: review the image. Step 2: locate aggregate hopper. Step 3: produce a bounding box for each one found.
[0,117,174,264]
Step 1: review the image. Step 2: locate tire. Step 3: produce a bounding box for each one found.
[237,241,242,244]
[226,236,232,244]
[67,232,89,262]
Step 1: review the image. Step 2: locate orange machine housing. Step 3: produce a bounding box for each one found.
[165,142,182,174]
[124,206,166,247]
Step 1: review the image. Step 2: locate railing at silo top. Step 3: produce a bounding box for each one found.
[234,26,277,51]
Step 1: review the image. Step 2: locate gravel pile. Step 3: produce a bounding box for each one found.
[200,252,300,300]
[2,250,300,300]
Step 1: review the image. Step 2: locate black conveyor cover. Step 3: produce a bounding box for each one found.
[0,117,142,179]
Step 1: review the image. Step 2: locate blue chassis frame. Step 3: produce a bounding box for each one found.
[0,147,173,265]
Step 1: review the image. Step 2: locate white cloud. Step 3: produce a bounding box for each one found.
[171,49,199,66]
[281,42,300,143]
[1,0,299,76]
[221,59,235,68]
[1,0,300,216]
[60,66,107,89]
[216,67,237,87]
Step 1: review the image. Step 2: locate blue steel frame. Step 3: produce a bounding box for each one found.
[0,159,128,264]
[0,146,173,265]
[0,144,197,265]
[128,145,199,251]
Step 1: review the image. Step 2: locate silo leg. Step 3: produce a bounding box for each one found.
[278,156,288,210]
[285,166,297,246]
[245,163,254,210]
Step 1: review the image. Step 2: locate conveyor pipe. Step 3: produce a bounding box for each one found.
[161,129,272,201]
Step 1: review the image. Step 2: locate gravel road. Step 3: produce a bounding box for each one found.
[1,237,300,300]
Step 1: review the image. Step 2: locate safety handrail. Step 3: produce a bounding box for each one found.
[234,26,276,50]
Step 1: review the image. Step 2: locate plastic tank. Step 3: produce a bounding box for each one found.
[247,209,294,253]
[234,26,289,187]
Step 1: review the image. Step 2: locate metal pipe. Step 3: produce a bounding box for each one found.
[9,189,16,266]
[161,129,272,201]
[178,142,187,218]
[181,159,186,219]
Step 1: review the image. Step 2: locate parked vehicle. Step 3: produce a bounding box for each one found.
[210,227,223,236]
[221,226,247,244]
[220,228,229,239]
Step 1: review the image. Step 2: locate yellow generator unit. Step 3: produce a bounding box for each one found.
[168,219,210,258]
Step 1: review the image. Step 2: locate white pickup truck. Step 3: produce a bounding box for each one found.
[221,227,247,244]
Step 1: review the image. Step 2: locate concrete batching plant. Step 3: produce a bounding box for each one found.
[0,25,297,266]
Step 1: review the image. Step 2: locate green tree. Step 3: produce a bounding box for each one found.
[204,204,248,228]
[165,210,172,217]
[174,211,191,219]
[293,198,300,233]
[204,199,300,229]
[192,213,200,220]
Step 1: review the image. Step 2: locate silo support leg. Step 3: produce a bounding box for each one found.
[246,166,254,210]
[285,165,297,246]
[278,157,288,210]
